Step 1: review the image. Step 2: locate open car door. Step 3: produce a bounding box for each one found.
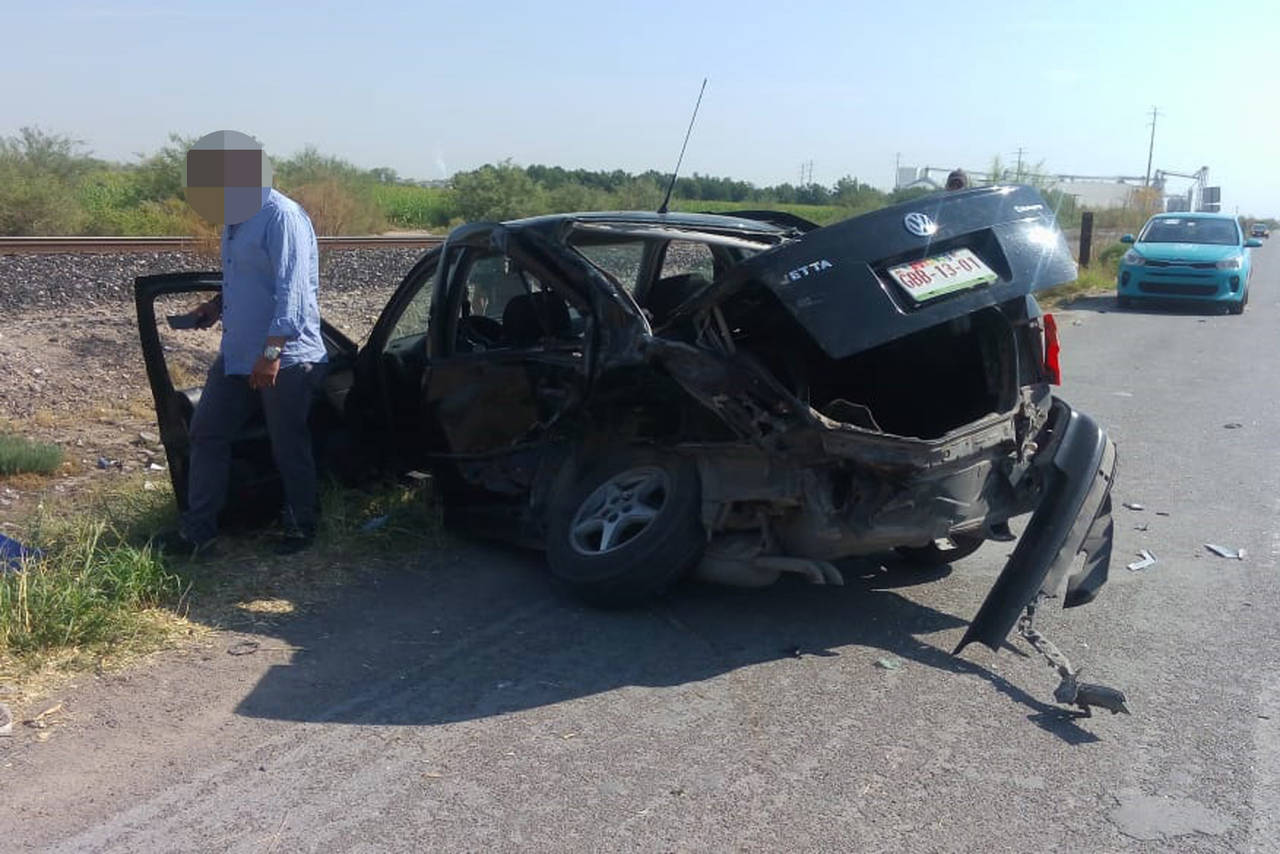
[134,272,358,526]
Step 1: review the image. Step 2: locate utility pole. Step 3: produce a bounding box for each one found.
[1144,106,1160,187]
[895,152,901,188]
[1013,147,1026,180]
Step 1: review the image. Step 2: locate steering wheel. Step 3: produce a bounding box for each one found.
[459,314,504,350]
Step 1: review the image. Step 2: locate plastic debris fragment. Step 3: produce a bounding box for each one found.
[1122,502,1145,511]
[0,533,41,574]
[1126,550,1157,571]
[1204,544,1246,560]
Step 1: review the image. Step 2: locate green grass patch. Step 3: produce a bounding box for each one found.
[0,472,443,689]
[0,521,182,657]
[371,184,456,230]
[0,433,64,476]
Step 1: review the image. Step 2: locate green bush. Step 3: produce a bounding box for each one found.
[451,160,546,221]
[1096,241,1127,266]
[0,434,63,476]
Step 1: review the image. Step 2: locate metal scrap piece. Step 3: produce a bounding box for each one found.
[1122,502,1145,511]
[1126,550,1157,572]
[1204,544,1246,560]
[1018,603,1130,717]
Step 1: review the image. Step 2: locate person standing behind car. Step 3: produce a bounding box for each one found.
[161,131,327,557]
[945,168,969,191]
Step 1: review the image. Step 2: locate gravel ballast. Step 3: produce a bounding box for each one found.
[0,248,426,315]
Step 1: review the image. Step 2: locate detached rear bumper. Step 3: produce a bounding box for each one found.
[955,399,1117,654]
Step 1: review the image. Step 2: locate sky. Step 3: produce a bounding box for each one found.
[4,0,1278,216]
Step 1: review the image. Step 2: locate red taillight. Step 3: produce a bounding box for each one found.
[1042,312,1062,385]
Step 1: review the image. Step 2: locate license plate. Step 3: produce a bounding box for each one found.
[887,248,998,302]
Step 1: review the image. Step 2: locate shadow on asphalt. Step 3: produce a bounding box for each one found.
[1066,293,1228,317]
[231,544,1099,745]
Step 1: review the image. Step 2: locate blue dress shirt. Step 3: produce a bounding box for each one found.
[218,189,327,376]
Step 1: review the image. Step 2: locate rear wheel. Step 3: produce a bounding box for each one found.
[547,447,704,608]
[895,533,984,567]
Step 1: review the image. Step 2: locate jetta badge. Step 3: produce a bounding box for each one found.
[903,212,938,237]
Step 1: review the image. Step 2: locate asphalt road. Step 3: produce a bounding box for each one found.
[5,240,1280,853]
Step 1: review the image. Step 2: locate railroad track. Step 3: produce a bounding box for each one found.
[0,235,446,254]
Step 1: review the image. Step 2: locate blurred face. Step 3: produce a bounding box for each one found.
[183,130,273,225]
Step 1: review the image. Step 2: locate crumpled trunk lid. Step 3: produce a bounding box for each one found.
[691,184,1075,360]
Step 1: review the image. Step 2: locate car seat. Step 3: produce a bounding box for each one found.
[501,291,573,347]
[644,273,711,325]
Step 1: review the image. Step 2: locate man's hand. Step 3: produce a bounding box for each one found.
[193,296,222,329]
[249,356,280,390]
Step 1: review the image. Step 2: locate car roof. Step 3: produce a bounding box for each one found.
[501,210,789,235]
[1147,211,1237,222]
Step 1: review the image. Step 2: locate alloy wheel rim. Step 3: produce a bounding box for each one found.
[569,466,670,556]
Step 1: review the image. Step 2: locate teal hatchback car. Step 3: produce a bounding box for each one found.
[1116,212,1262,314]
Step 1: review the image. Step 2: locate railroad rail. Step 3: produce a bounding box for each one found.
[0,234,446,254]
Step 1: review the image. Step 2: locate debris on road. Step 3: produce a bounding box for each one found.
[1134,523,1149,532]
[1122,502,1145,511]
[226,640,303,656]
[1223,423,1243,430]
[875,657,903,671]
[1,532,42,573]
[25,702,64,729]
[1126,550,1157,572]
[0,702,13,736]
[1155,511,1170,517]
[1204,544,1246,560]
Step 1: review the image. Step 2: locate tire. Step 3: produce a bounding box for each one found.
[546,447,705,608]
[1229,291,1247,315]
[895,533,984,567]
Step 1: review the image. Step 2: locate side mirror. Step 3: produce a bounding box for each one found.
[1120,234,1135,244]
[1245,238,1263,248]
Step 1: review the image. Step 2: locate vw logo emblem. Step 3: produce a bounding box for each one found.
[903,212,938,237]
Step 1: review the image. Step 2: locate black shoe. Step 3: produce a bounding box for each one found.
[153,530,218,560]
[275,527,316,556]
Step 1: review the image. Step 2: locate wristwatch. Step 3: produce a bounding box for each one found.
[262,345,283,361]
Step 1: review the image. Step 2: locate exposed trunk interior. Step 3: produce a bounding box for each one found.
[727,297,1018,440]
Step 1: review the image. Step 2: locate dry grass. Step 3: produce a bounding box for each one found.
[288,179,386,236]
[1038,243,1124,309]
[1,469,443,700]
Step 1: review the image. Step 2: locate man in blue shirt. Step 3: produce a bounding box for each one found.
[172,188,328,555]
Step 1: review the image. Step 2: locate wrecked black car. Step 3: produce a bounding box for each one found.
[137,184,1120,709]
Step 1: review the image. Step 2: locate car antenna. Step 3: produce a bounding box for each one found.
[657,77,708,215]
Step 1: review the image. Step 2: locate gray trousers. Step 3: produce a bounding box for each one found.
[182,355,326,542]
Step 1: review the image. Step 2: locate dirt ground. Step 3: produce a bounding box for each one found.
[0,285,391,531]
